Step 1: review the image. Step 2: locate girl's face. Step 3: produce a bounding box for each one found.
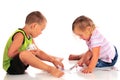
[73,26,92,41]
[30,21,46,38]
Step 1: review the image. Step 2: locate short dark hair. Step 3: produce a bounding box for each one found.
[25,11,46,24]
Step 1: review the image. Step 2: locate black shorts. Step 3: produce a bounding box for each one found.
[7,54,29,74]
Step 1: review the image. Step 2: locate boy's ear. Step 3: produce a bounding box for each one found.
[30,23,37,28]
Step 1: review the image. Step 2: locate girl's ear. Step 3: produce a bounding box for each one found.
[86,26,91,31]
[85,26,92,34]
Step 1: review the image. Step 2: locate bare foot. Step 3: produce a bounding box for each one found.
[48,66,64,78]
[69,54,83,60]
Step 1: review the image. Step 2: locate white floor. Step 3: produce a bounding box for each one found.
[1,41,120,80]
[1,0,120,80]
[1,57,120,80]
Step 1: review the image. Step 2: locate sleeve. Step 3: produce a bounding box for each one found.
[90,32,104,48]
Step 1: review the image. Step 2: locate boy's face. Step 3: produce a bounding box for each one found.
[73,26,91,41]
[31,21,46,38]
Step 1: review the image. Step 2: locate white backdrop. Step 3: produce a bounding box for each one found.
[0,0,120,70]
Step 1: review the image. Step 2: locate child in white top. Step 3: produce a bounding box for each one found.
[69,15,118,73]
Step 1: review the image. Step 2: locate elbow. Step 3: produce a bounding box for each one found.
[8,51,13,58]
[8,49,19,58]
[8,47,19,58]
[8,48,15,58]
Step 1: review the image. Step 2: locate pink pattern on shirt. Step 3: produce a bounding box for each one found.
[86,29,115,63]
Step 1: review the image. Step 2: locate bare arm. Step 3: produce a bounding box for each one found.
[8,33,24,58]
[37,50,55,62]
[31,40,54,62]
[77,50,92,66]
[88,47,100,70]
[31,40,64,69]
[82,46,100,73]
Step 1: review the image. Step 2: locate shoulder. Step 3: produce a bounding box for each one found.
[91,28,103,40]
[13,32,24,39]
[87,28,104,45]
[11,29,25,44]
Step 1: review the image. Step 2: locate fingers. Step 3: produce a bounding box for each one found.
[61,63,64,70]
[57,62,64,70]
[81,68,92,73]
[58,64,64,70]
[77,59,84,67]
[53,60,64,70]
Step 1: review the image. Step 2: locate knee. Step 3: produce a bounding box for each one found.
[19,51,31,59]
[19,51,31,64]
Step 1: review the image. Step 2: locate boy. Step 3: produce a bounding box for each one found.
[3,11,64,77]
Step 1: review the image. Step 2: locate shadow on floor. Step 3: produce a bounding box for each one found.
[4,72,64,80]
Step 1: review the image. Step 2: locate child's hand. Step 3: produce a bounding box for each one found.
[81,67,93,73]
[77,58,84,67]
[29,50,39,55]
[53,60,64,70]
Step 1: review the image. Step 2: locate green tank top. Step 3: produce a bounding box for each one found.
[3,29,33,71]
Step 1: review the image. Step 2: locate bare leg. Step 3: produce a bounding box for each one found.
[69,54,84,60]
[35,50,63,62]
[19,50,64,78]
[77,50,92,66]
[32,50,64,69]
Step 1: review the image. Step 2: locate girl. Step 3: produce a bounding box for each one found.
[69,15,118,73]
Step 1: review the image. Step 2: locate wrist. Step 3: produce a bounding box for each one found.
[50,57,55,63]
[88,65,95,71]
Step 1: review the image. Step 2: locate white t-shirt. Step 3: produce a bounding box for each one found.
[86,29,115,63]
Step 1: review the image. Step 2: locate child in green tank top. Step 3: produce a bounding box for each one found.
[3,11,64,78]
